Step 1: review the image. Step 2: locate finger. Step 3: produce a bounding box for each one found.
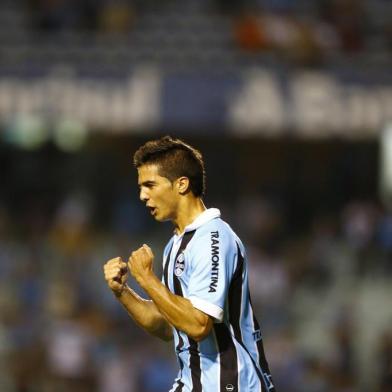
[104,258,127,271]
[104,265,122,275]
[105,266,127,280]
[142,244,154,258]
[128,248,141,262]
[116,271,128,284]
[105,273,120,283]
[108,271,127,285]
[109,256,123,264]
[130,247,143,257]
[104,257,124,269]
[108,280,123,291]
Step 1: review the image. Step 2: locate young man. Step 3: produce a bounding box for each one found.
[103,136,275,392]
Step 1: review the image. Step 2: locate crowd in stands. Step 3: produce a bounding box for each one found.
[232,0,391,65]
[20,0,392,66]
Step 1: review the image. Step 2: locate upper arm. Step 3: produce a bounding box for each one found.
[187,229,236,323]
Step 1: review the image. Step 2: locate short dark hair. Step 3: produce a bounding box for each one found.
[133,136,206,197]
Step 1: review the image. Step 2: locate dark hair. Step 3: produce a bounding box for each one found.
[133,136,206,197]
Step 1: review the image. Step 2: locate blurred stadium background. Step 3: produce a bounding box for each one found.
[1,0,392,391]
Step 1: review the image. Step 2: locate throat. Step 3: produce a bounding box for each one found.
[173,199,206,235]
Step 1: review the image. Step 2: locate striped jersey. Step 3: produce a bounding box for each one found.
[162,208,275,392]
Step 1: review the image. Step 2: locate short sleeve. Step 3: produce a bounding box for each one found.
[187,229,237,322]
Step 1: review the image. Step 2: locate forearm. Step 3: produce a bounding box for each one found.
[116,284,173,341]
[141,273,212,341]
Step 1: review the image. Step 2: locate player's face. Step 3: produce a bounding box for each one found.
[137,164,179,222]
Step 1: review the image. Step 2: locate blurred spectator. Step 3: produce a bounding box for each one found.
[97,1,135,33]
[376,330,392,392]
[28,0,91,31]
[96,347,138,392]
[319,0,366,52]
[44,315,96,391]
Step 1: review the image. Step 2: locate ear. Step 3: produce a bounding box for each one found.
[176,176,191,195]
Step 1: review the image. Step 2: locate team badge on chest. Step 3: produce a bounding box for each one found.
[174,252,186,276]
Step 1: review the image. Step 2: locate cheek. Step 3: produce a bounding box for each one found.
[153,190,171,205]
[160,191,177,209]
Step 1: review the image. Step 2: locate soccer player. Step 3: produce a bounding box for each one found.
[103,136,275,392]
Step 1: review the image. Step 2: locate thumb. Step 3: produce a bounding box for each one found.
[114,266,128,283]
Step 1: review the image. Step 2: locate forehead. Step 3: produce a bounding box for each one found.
[137,164,167,184]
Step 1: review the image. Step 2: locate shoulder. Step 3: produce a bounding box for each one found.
[191,218,240,252]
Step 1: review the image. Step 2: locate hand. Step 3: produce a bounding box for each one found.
[103,257,128,296]
[128,244,154,286]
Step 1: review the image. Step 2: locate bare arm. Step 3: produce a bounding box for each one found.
[141,272,213,341]
[103,257,172,341]
[129,245,213,342]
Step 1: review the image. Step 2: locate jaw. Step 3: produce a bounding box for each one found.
[153,205,177,223]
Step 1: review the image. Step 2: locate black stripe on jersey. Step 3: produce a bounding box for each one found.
[174,380,184,392]
[163,243,173,288]
[188,339,202,392]
[172,329,185,392]
[172,230,195,353]
[214,323,239,391]
[228,244,245,343]
[228,245,275,392]
[172,231,202,392]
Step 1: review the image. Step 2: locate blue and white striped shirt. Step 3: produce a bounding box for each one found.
[162,208,275,392]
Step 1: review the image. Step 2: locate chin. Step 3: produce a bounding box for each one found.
[152,212,163,221]
[154,213,171,222]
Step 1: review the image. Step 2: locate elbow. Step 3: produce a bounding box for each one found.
[189,316,213,342]
[191,330,208,342]
[148,315,173,342]
[151,327,172,342]
[160,332,173,342]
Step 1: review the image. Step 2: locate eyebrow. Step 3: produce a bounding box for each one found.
[139,180,156,187]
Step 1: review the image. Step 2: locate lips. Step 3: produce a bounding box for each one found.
[148,206,156,215]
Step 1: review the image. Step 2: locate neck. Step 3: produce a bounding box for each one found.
[173,196,206,235]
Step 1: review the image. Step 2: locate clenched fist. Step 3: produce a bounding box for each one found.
[128,244,154,286]
[103,257,128,295]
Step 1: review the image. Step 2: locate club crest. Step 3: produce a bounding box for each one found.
[174,252,185,276]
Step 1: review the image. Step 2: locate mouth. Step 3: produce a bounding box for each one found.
[148,206,157,215]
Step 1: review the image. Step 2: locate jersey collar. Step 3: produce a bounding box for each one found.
[174,208,220,238]
[182,208,221,234]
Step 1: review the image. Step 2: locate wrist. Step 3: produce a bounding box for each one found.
[137,270,156,290]
[113,283,128,298]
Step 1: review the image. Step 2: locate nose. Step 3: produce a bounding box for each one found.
[139,187,149,202]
